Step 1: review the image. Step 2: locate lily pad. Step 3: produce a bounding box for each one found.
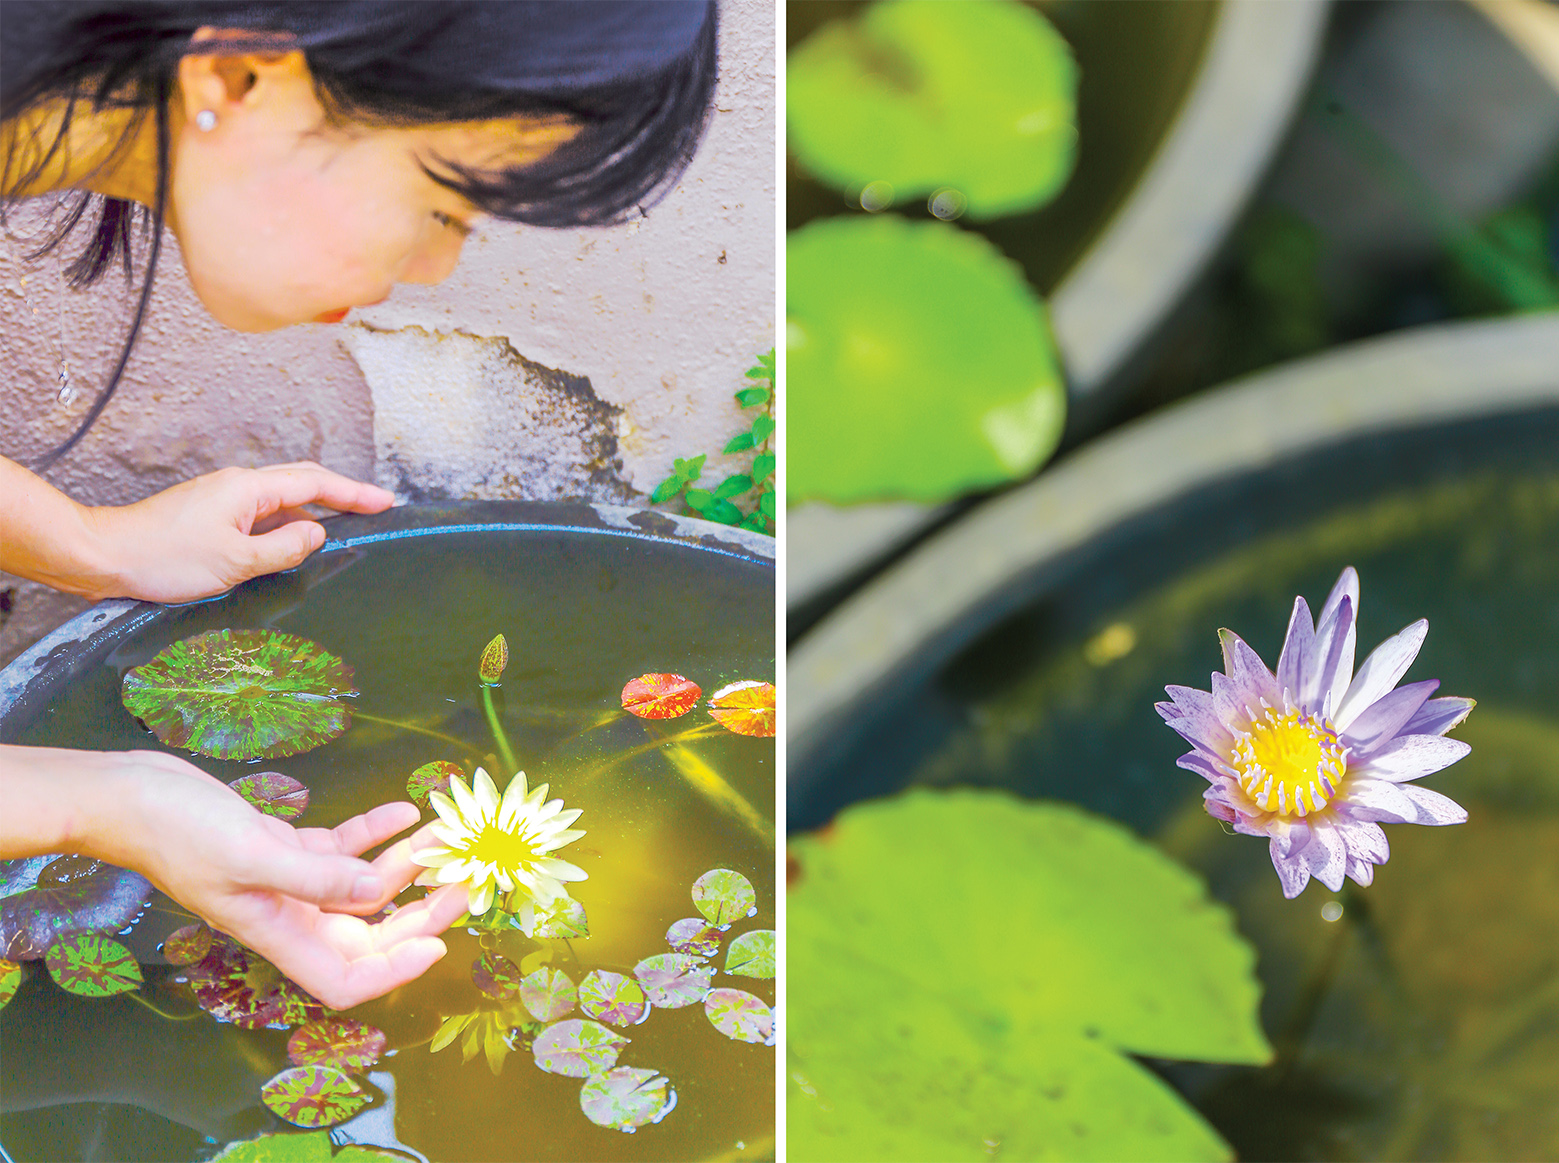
[479,633,509,684]
[633,954,714,1009]
[44,932,142,997]
[705,988,774,1044]
[0,958,20,1012]
[531,1018,628,1078]
[707,680,777,738]
[287,1017,386,1072]
[724,929,776,978]
[788,0,1077,219]
[579,970,649,1027]
[186,934,320,1028]
[692,868,757,928]
[211,1131,408,1161]
[665,917,721,958]
[472,951,523,1000]
[788,215,1065,503]
[408,760,462,809]
[621,673,702,720]
[230,772,310,821]
[121,629,356,761]
[519,967,577,1023]
[529,895,590,940]
[260,1064,369,1128]
[0,854,153,961]
[162,923,213,966]
[580,1066,677,1132]
[787,789,1272,1162]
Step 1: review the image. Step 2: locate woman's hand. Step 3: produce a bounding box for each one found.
[3,746,465,1010]
[0,456,394,604]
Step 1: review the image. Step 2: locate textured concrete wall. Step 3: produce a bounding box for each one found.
[0,0,775,665]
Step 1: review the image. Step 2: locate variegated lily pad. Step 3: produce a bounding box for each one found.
[472,951,523,1000]
[580,1066,677,1131]
[665,917,721,958]
[705,988,774,1044]
[230,772,310,821]
[162,923,213,966]
[707,680,776,737]
[692,868,757,928]
[520,967,577,1023]
[186,934,322,1028]
[287,1017,386,1072]
[45,932,142,997]
[408,761,462,809]
[530,895,590,940]
[260,1065,369,1128]
[211,1130,408,1160]
[121,629,356,761]
[621,673,702,720]
[725,929,776,978]
[0,958,21,1012]
[633,954,714,1009]
[579,970,649,1026]
[532,1019,628,1078]
[0,855,153,960]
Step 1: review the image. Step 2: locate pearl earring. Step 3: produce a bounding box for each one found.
[195,110,217,132]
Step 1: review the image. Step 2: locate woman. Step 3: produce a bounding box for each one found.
[0,0,717,1009]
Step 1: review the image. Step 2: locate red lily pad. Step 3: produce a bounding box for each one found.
[121,629,356,761]
[579,970,649,1027]
[725,929,776,978]
[0,959,21,1013]
[45,932,142,997]
[707,680,776,737]
[0,854,153,961]
[520,967,577,1023]
[531,1019,628,1078]
[229,772,310,821]
[580,1066,677,1131]
[260,1064,369,1128]
[288,1017,387,1072]
[479,633,509,684]
[705,988,774,1044]
[408,761,462,809]
[186,934,304,1028]
[162,923,213,966]
[472,951,523,1000]
[693,868,757,928]
[633,954,714,1009]
[621,673,702,720]
[665,917,721,958]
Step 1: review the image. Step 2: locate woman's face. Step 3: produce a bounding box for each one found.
[169,45,574,332]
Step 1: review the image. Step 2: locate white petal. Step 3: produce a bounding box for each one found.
[493,866,513,893]
[1334,620,1427,731]
[1339,777,1423,824]
[473,768,501,816]
[1354,735,1471,783]
[409,845,458,868]
[448,775,481,823]
[1398,783,1468,826]
[498,772,531,827]
[427,789,465,830]
[468,879,495,916]
[534,829,587,853]
[435,859,476,884]
[530,858,588,883]
[429,821,474,848]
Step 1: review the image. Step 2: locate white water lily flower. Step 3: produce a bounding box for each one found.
[410,768,587,917]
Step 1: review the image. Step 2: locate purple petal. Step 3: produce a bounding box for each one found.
[1308,594,1356,717]
[1401,696,1475,737]
[1340,777,1459,825]
[1344,854,1376,887]
[1269,837,1312,898]
[1219,629,1280,708]
[1176,752,1226,784]
[1335,620,1428,730]
[1334,817,1389,866]
[1317,567,1359,636]
[1354,734,1471,783]
[1275,819,1311,860]
[1210,671,1252,730]
[1163,705,1235,758]
[1304,820,1348,892]
[1397,783,1469,825]
[1340,679,1439,756]
[1275,596,1314,703]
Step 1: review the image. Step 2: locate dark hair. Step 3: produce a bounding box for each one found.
[1,1,718,465]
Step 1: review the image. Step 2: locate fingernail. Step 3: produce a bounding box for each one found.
[352,875,381,903]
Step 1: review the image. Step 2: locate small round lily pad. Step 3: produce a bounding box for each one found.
[260,1065,369,1128]
[472,951,523,1000]
[692,869,757,928]
[580,1066,677,1132]
[408,761,462,809]
[707,681,777,738]
[186,936,294,1028]
[0,959,21,1013]
[532,1019,628,1078]
[633,954,714,1009]
[287,1017,387,1072]
[520,967,577,1023]
[44,932,142,997]
[579,970,649,1027]
[162,923,213,967]
[621,673,702,719]
[230,772,310,821]
[705,988,774,1044]
[665,917,721,958]
[121,629,356,761]
[724,929,776,978]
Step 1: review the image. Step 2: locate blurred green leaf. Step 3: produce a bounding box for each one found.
[715,474,753,500]
[650,477,685,504]
[723,432,757,454]
[736,387,772,408]
[750,415,775,443]
[758,489,776,519]
[752,454,776,483]
[684,488,714,511]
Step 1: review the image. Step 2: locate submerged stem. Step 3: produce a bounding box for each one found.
[649,726,772,844]
[350,711,489,762]
[482,684,519,774]
[126,988,201,1021]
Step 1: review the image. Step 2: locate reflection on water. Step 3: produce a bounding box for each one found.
[0,528,775,1163]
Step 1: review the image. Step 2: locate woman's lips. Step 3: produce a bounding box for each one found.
[313,308,351,324]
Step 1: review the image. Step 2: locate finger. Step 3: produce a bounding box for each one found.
[255,465,396,515]
[254,919,448,1011]
[247,847,383,909]
[373,883,469,944]
[364,820,445,896]
[242,521,326,576]
[251,506,320,535]
[324,802,423,858]
[329,937,450,1010]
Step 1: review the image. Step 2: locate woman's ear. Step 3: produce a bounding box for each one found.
[178,28,311,130]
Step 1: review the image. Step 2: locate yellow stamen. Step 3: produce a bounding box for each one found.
[1230,706,1346,817]
[466,824,538,870]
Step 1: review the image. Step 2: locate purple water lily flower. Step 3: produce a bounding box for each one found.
[1156,567,1472,898]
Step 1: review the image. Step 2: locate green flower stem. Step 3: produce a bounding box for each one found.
[348,711,489,761]
[481,684,520,775]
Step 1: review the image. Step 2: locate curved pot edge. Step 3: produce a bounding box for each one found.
[789,313,1559,790]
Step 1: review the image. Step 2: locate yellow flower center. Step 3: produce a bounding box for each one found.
[1230,707,1346,817]
[466,823,538,871]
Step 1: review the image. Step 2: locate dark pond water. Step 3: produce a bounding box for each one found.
[1,523,776,1162]
[792,407,1559,1161]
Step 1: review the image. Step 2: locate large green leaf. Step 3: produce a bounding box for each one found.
[789,0,1077,219]
[121,629,356,760]
[260,1065,369,1128]
[44,932,142,997]
[787,790,1271,1162]
[0,855,152,961]
[788,216,1065,503]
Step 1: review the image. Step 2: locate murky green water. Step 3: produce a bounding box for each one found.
[793,411,1559,1160]
[1,525,775,1162]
